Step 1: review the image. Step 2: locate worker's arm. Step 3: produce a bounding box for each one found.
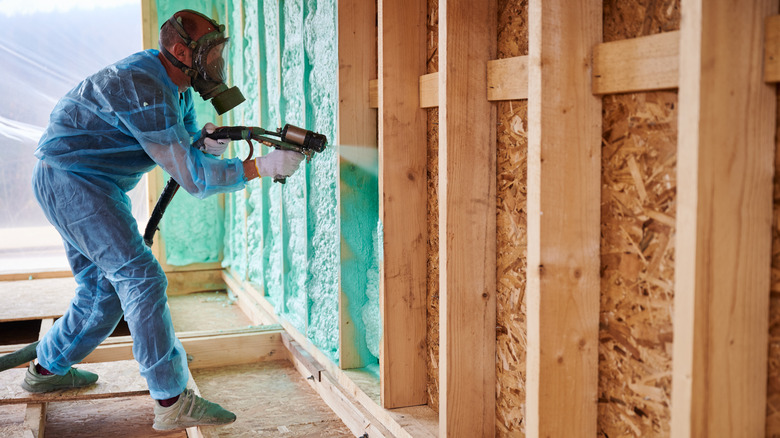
[113,72,247,198]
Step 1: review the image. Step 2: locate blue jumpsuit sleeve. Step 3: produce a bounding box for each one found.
[181,90,199,135]
[111,70,246,199]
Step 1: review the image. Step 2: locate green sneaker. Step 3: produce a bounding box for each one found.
[21,362,98,393]
[153,388,237,430]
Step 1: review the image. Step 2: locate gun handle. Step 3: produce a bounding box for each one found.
[273,175,287,184]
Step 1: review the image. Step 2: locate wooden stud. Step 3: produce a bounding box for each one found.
[671,1,777,436]
[22,318,54,438]
[593,31,680,95]
[438,0,497,436]
[23,403,46,438]
[378,0,428,409]
[338,0,378,369]
[525,0,602,437]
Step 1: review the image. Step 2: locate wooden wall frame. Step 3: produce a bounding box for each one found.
[525,0,602,436]
[338,0,379,370]
[378,0,429,410]
[438,0,497,435]
[671,1,777,435]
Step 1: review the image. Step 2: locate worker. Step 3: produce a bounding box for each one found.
[23,9,303,431]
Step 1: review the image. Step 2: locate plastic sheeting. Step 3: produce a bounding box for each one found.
[0,2,146,272]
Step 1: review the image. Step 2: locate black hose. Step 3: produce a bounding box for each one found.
[143,178,180,247]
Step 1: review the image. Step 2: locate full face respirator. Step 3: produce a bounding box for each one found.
[159,10,245,115]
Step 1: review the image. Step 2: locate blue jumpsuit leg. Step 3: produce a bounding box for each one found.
[36,239,124,372]
[32,161,189,399]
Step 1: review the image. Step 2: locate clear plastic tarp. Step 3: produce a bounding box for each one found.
[0,0,144,273]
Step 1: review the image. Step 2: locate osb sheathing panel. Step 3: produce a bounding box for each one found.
[426,0,440,413]
[598,1,680,437]
[495,0,528,436]
[768,89,780,438]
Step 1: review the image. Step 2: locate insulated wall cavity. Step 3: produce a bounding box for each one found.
[156,0,226,266]
[201,0,378,367]
[303,0,341,362]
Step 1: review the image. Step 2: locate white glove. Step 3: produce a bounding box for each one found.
[255,150,305,179]
[198,122,229,156]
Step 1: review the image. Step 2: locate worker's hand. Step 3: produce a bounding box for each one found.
[254,150,305,179]
[195,123,229,156]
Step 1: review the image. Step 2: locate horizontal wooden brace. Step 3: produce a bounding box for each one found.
[369,20,780,106]
[592,31,680,94]
[81,327,285,368]
[764,14,780,81]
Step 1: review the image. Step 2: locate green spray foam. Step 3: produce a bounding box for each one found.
[156,0,226,266]
[303,0,342,362]
[259,0,284,313]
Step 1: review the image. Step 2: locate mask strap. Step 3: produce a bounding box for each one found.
[160,46,197,78]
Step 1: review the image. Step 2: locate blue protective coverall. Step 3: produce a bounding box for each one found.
[32,49,246,399]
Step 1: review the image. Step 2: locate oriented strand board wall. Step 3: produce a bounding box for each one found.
[426,0,440,413]
[495,0,527,436]
[598,1,680,436]
[769,88,780,437]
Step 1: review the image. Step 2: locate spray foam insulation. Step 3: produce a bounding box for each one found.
[155,0,225,266]
[213,0,378,364]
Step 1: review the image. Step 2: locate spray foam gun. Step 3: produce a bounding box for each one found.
[143,124,328,247]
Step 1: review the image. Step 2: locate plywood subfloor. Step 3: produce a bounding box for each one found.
[0,277,76,322]
[192,361,353,437]
[0,360,147,405]
[169,291,252,332]
[0,396,185,438]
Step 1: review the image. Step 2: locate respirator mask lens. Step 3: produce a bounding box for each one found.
[197,42,226,82]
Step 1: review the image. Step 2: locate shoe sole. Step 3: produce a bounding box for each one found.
[153,418,236,431]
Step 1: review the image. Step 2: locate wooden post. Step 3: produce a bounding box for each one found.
[438,0,497,436]
[378,0,428,409]
[525,0,602,437]
[338,0,378,369]
[671,1,777,436]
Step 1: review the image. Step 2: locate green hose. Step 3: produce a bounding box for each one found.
[0,341,38,372]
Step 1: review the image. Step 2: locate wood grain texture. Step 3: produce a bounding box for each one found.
[0,361,148,405]
[0,278,75,322]
[526,0,602,436]
[765,15,780,83]
[593,31,680,95]
[672,1,777,436]
[378,0,429,409]
[438,0,497,436]
[338,0,378,370]
[488,56,528,101]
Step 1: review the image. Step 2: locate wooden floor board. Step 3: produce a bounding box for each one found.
[192,361,353,437]
[0,360,147,405]
[0,278,75,322]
